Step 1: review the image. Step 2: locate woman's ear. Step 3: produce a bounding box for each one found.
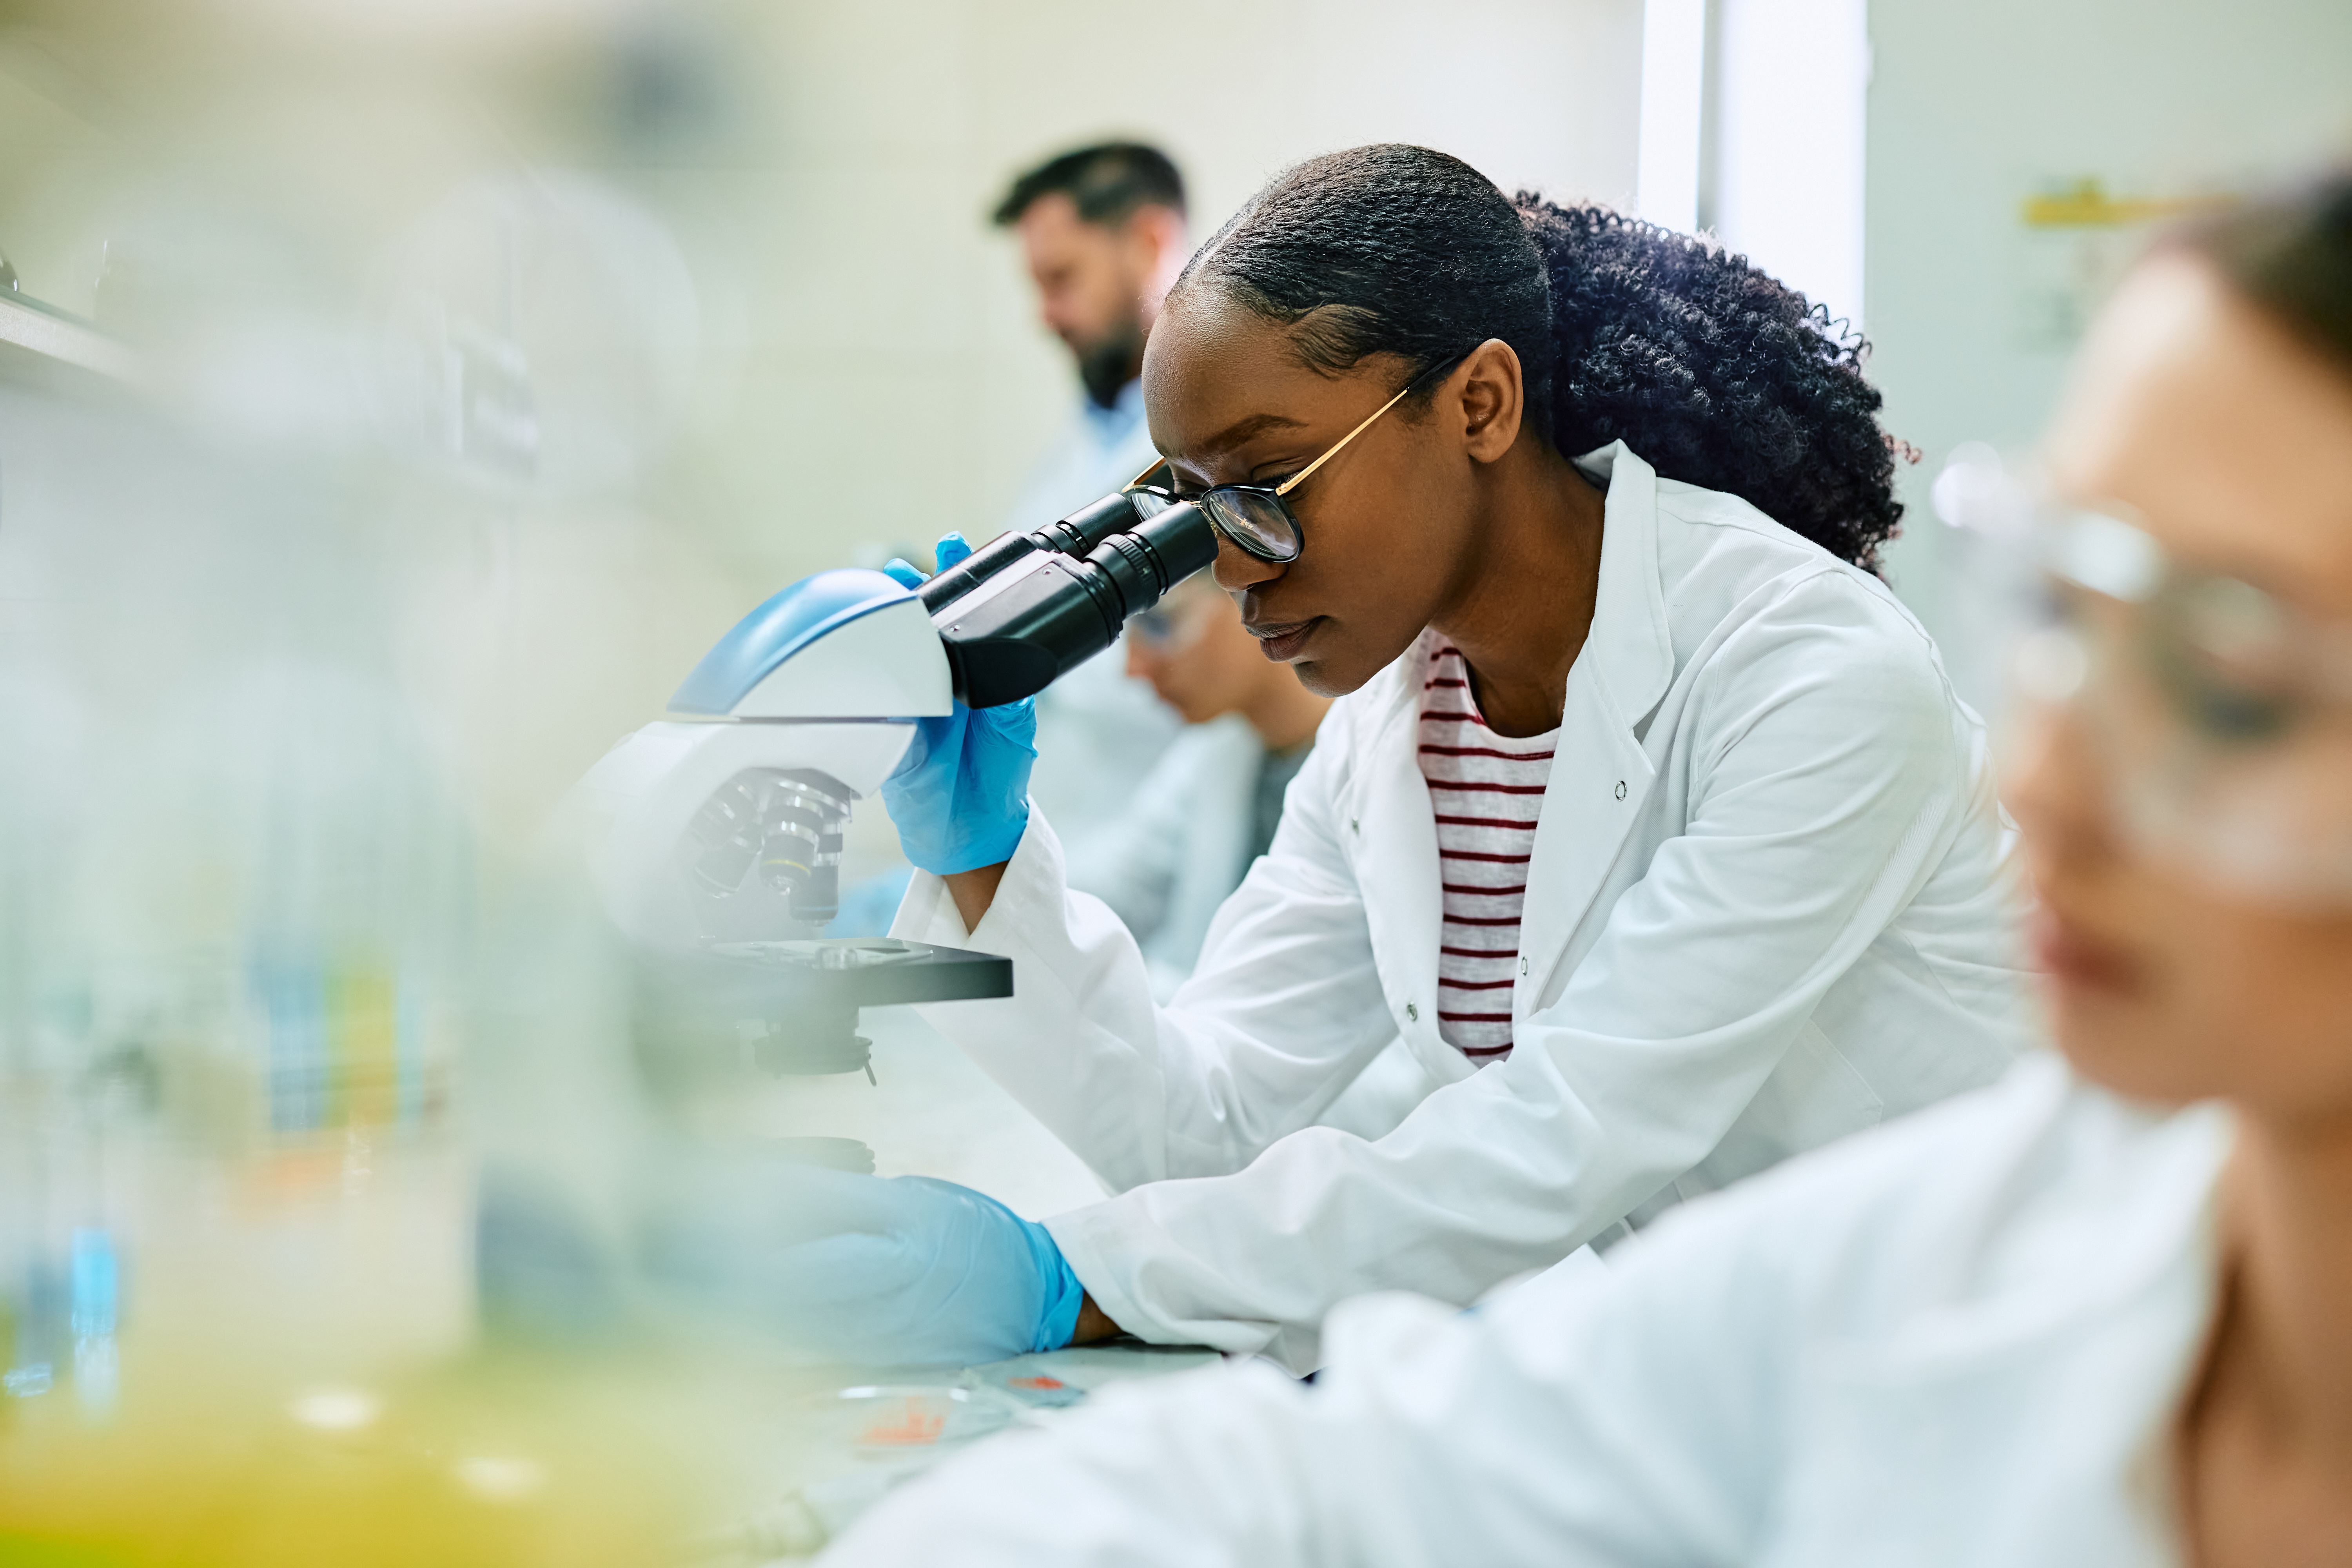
[1455,339,1525,463]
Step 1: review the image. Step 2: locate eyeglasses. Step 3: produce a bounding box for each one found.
[1124,350,1473,565]
[2022,507,2352,904]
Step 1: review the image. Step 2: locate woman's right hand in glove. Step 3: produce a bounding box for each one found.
[880,535,1038,897]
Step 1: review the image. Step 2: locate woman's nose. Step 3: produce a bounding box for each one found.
[1209,533,1284,594]
[2004,700,2117,880]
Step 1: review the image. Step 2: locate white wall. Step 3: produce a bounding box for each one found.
[652,0,1644,586]
[1707,0,1869,329]
[1638,0,1708,228]
[1863,0,2352,710]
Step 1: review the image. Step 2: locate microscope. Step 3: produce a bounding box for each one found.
[569,485,1214,1109]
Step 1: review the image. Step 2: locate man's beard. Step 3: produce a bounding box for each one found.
[1072,316,1147,410]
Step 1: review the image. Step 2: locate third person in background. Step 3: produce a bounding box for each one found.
[1065,570,1332,1000]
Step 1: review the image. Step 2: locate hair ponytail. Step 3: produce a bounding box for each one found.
[1514,197,1900,570]
[1175,144,1904,571]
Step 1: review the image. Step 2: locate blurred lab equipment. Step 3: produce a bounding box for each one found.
[0,468,1219,1566]
[0,30,1232,1561]
[374,172,703,498]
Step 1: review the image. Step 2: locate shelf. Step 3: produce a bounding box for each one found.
[0,289,141,391]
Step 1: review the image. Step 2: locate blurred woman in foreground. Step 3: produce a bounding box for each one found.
[824,171,2352,1567]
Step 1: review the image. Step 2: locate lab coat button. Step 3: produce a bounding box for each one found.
[1350,817,1360,834]
[1405,1002,1419,1022]
[1520,956,1529,976]
[1614,780,1628,800]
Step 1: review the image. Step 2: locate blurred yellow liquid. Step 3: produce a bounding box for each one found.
[0,1347,748,1568]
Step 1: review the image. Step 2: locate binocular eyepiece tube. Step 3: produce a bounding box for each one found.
[926,494,1218,709]
[915,490,1147,615]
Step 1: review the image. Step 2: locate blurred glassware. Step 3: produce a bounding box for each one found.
[0,11,1011,1556]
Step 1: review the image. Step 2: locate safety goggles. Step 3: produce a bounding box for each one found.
[1124,349,1473,565]
[2020,507,2352,903]
[1125,577,1218,653]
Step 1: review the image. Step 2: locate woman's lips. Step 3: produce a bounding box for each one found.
[1247,617,1320,662]
[2029,907,2145,997]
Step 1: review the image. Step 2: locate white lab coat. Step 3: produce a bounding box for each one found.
[1061,714,1272,1000]
[822,1053,2227,1566]
[893,443,2035,1368]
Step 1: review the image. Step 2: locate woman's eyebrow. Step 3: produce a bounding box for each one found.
[1197,410,1307,454]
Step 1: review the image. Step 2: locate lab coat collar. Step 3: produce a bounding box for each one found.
[1571,441,1677,732]
[1351,441,1670,740]
[1351,639,1457,1082]
[1513,445,1676,1007]
[1350,441,1673,748]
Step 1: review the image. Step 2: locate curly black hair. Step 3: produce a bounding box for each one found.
[1174,144,1903,572]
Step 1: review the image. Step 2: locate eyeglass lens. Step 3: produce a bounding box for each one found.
[1200,488,1302,564]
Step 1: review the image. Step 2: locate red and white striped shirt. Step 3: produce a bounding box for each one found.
[1416,642,1558,1063]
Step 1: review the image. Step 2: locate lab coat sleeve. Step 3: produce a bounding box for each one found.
[1045,570,1976,1361]
[889,707,1398,1193]
[819,1197,1795,1568]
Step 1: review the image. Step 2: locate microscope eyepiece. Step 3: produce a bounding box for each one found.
[915,490,1152,613]
[931,498,1217,708]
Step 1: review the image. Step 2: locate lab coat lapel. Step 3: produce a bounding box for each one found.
[1517,444,1676,1013]
[1352,642,1462,1083]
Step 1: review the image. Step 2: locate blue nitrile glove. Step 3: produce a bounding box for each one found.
[878,532,1038,876]
[641,1161,1086,1368]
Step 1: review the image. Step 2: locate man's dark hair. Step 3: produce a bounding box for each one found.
[1174,143,1905,572]
[993,142,1187,229]
[2175,166,2352,376]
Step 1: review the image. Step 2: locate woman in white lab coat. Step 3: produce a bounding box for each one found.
[839,144,2030,1370]
[822,170,2352,1561]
